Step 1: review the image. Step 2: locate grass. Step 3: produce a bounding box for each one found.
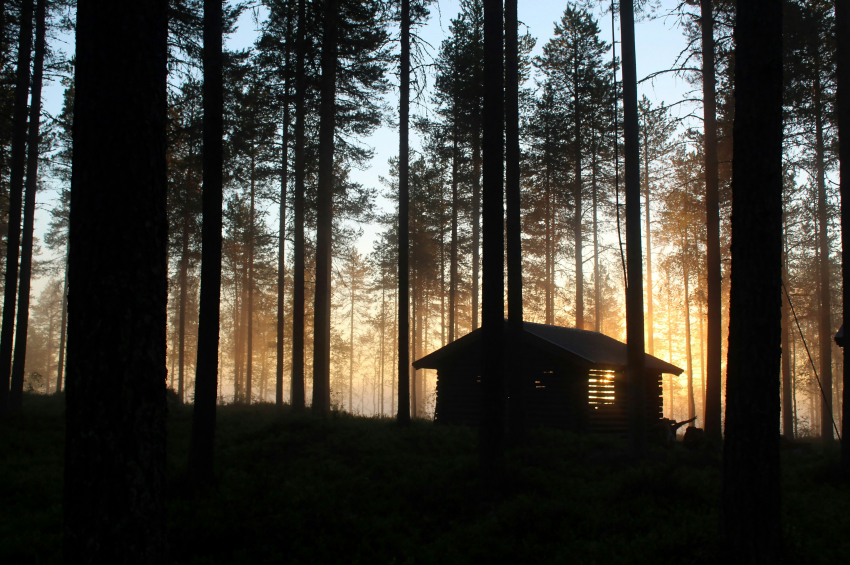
[1,392,848,563]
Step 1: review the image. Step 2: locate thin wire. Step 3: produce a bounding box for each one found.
[782,279,841,442]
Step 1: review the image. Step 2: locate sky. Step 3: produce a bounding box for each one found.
[31,0,700,290]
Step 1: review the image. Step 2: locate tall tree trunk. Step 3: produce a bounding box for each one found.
[380,263,385,415]
[290,0,307,411]
[397,0,411,425]
[177,220,189,402]
[592,137,601,333]
[574,63,584,331]
[0,0,32,414]
[836,0,850,471]
[683,242,695,426]
[472,137,481,330]
[65,1,168,559]
[545,156,553,326]
[721,0,783,558]
[349,273,354,412]
[621,0,647,456]
[505,0,524,441]
[641,119,653,355]
[311,0,338,416]
[247,166,255,404]
[411,269,418,418]
[56,249,69,393]
[702,0,722,444]
[480,0,505,476]
[9,0,45,410]
[449,118,459,343]
[815,62,833,441]
[276,15,292,407]
[782,213,793,438]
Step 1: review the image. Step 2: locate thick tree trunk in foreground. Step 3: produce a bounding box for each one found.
[837,0,850,472]
[65,1,168,561]
[721,0,783,559]
[505,0,524,442]
[9,0,46,410]
[0,0,32,414]
[312,0,338,416]
[620,0,647,456]
[189,0,223,484]
[480,0,505,475]
[290,0,307,411]
[701,0,723,444]
[397,0,411,426]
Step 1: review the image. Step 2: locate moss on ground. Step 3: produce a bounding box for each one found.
[1,393,847,564]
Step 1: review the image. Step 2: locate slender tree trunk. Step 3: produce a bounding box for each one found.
[782,214,793,438]
[247,166,255,405]
[397,0,411,425]
[349,273,354,412]
[721,0,783,558]
[177,220,189,402]
[0,0,33,414]
[621,0,647,455]
[480,0,505,476]
[46,309,54,394]
[472,137,481,330]
[545,157,553,325]
[311,0,338,416]
[56,249,69,393]
[380,264,385,415]
[683,242,695,426]
[411,270,418,418]
[65,1,168,559]
[573,63,584,331]
[815,63,833,441]
[836,0,850,471]
[276,16,292,407]
[9,0,45,410]
[290,0,307,411]
[642,120,653,355]
[593,138,601,333]
[702,0,723,444]
[449,120,459,343]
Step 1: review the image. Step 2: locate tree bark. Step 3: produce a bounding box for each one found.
[702,0,723,444]
[246,162,255,404]
[290,0,307,411]
[9,0,46,410]
[836,0,850,471]
[505,0,524,442]
[472,137,481,331]
[683,239,695,426]
[311,0,338,416]
[397,0,411,425]
[641,114,653,355]
[0,0,32,414]
[276,13,292,407]
[721,0,783,558]
[56,250,69,393]
[621,0,647,456]
[480,0,505,476]
[815,59,833,441]
[65,1,168,560]
[177,219,189,402]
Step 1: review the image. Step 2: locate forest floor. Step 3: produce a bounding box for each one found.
[2,393,849,564]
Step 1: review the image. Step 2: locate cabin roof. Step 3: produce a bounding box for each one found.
[413,321,683,375]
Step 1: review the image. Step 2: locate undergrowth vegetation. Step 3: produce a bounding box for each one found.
[1,393,848,563]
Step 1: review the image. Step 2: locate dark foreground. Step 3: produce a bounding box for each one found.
[2,393,848,564]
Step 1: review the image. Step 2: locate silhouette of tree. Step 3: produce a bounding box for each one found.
[721,0,783,558]
[65,1,168,560]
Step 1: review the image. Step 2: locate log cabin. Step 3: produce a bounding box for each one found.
[413,321,683,435]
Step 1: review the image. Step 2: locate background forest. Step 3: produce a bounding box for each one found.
[0,0,842,439]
